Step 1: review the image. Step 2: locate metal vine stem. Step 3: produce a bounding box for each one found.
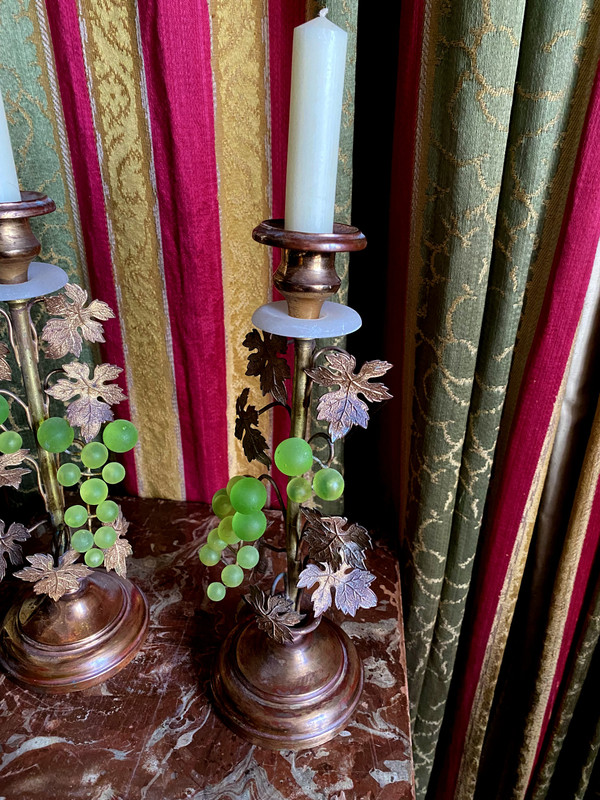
[26,299,42,356]
[0,307,18,367]
[310,344,349,369]
[0,389,32,428]
[258,473,286,514]
[258,400,292,417]
[22,455,47,506]
[307,432,334,467]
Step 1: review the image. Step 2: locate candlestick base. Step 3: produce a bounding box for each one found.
[0,571,149,693]
[211,613,363,751]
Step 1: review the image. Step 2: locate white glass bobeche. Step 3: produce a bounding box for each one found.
[252,300,362,340]
[0,262,68,301]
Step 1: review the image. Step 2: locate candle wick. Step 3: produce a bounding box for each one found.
[318,7,328,17]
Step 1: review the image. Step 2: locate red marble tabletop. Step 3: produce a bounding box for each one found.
[0,497,415,800]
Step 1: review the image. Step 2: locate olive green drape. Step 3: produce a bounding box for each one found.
[390,0,600,796]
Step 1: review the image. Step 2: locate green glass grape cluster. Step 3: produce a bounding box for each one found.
[56,420,137,567]
[200,475,267,602]
[274,437,345,503]
[200,437,346,604]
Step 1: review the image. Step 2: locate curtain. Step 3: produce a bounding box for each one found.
[0,0,358,502]
[361,0,600,796]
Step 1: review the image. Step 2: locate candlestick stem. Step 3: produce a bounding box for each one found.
[286,337,315,604]
[8,299,65,552]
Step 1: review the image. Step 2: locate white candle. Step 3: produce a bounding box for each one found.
[284,9,347,234]
[0,91,21,203]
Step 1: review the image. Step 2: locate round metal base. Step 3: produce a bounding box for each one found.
[211,615,363,751]
[0,570,149,693]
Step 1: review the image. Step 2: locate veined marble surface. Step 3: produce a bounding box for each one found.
[0,498,414,800]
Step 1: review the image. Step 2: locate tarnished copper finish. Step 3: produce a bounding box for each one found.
[0,191,149,693]
[212,612,363,750]
[212,218,368,749]
[0,570,149,692]
[0,192,56,284]
[252,219,366,319]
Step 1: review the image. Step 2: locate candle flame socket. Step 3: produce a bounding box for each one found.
[252,219,366,320]
[0,192,56,285]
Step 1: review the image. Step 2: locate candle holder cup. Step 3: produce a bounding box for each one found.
[253,219,365,319]
[0,192,148,693]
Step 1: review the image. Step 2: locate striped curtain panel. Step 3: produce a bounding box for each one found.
[0,0,358,501]
[381,0,600,797]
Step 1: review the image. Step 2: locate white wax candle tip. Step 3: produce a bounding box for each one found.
[319,7,328,17]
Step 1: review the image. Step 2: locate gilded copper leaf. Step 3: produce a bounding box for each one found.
[102,509,132,578]
[243,329,290,405]
[297,563,377,617]
[0,449,30,490]
[42,283,115,359]
[0,520,30,581]
[46,361,126,442]
[0,342,10,381]
[15,549,91,601]
[301,508,371,570]
[246,585,304,644]
[234,388,271,467]
[305,351,392,441]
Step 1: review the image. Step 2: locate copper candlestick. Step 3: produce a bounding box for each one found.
[211,219,373,750]
[0,192,149,692]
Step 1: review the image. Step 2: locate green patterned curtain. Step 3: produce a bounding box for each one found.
[387,0,600,795]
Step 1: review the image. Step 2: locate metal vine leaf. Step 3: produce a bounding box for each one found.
[297,563,377,617]
[0,449,30,490]
[305,351,392,441]
[102,509,132,578]
[301,508,371,570]
[246,585,304,644]
[0,520,30,582]
[15,549,91,601]
[0,342,10,381]
[42,283,115,359]
[243,329,290,406]
[234,388,271,467]
[46,361,126,442]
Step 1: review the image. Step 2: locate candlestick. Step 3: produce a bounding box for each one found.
[0,192,148,692]
[284,9,347,234]
[209,219,395,751]
[0,92,21,203]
